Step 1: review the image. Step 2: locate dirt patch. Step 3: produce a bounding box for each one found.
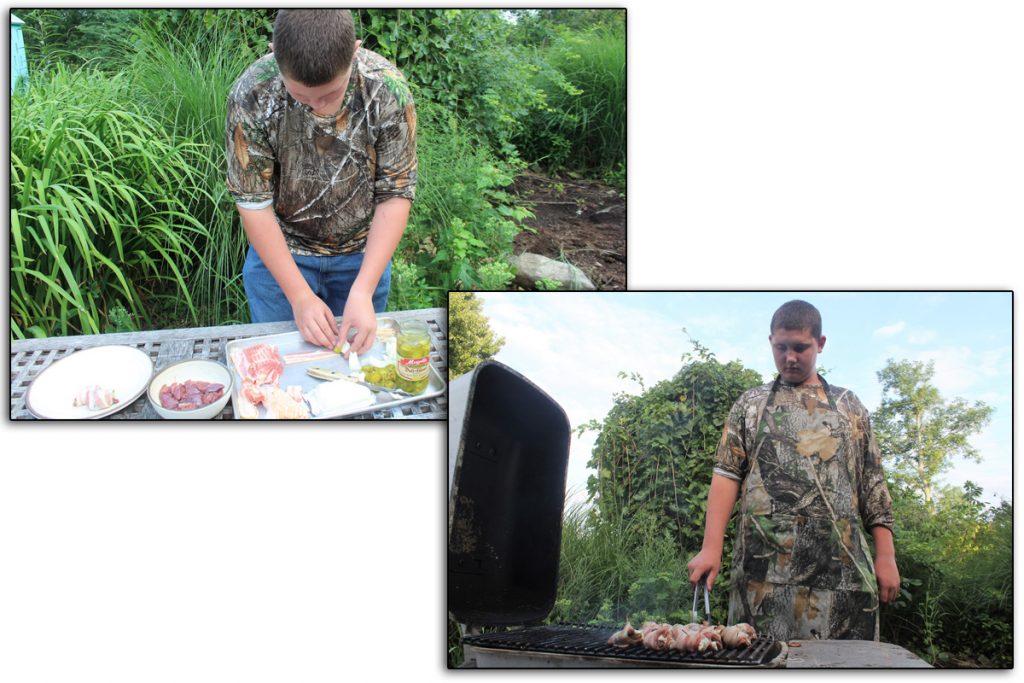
[512,171,625,290]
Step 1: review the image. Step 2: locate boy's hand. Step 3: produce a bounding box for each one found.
[338,292,378,356]
[687,548,723,591]
[875,555,900,603]
[292,291,339,349]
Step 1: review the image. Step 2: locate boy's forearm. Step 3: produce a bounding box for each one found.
[870,525,896,560]
[350,197,411,298]
[238,206,311,305]
[702,474,741,552]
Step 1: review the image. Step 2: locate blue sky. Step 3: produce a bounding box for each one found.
[475,291,1012,508]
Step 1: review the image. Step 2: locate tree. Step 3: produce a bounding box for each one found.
[873,359,993,510]
[447,292,505,379]
[581,342,763,551]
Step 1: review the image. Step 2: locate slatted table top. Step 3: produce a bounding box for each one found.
[10,308,447,420]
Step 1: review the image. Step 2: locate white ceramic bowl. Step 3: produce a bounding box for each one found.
[147,359,233,419]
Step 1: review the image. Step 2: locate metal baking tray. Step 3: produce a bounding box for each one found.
[223,329,445,419]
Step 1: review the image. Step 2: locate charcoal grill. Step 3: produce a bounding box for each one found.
[461,623,786,668]
[447,362,930,668]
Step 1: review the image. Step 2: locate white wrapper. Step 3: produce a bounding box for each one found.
[304,379,375,417]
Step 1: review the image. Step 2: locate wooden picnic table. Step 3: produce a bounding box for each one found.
[10,308,447,420]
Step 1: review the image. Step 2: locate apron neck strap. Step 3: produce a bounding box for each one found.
[770,373,838,411]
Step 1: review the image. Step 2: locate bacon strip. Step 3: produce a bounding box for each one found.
[282,349,339,365]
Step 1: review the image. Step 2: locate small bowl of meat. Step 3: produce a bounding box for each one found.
[147,359,233,419]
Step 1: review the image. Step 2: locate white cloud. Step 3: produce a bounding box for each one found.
[909,345,1010,396]
[478,293,705,501]
[906,329,938,344]
[873,321,906,337]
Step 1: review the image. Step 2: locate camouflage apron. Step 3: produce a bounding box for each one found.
[727,377,879,640]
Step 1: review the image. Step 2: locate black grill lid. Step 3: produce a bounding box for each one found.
[448,361,571,626]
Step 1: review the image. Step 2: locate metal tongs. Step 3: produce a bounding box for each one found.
[691,571,713,626]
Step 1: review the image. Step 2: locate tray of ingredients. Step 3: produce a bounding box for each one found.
[223,317,445,419]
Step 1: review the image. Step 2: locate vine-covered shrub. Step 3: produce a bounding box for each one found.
[556,345,764,623]
[584,348,763,549]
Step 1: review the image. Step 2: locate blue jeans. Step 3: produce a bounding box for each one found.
[242,246,391,323]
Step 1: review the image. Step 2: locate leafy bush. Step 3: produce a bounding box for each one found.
[16,9,141,72]
[882,482,1012,667]
[10,65,210,338]
[582,345,763,548]
[398,99,532,296]
[514,22,626,173]
[356,9,548,155]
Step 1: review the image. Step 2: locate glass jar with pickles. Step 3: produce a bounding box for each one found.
[395,320,431,394]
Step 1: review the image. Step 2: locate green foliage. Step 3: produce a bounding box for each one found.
[127,16,262,326]
[400,100,533,294]
[447,293,505,379]
[12,8,623,338]
[582,342,763,550]
[881,481,1011,667]
[512,19,626,173]
[507,9,627,45]
[874,359,994,509]
[16,9,141,72]
[10,65,210,339]
[356,9,549,155]
[535,277,562,291]
[549,341,762,626]
[873,362,1007,666]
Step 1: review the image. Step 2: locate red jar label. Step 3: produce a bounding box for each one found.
[397,356,430,381]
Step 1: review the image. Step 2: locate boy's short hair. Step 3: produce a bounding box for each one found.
[273,10,356,86]
[770,300,822,338]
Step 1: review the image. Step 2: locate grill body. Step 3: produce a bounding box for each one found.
[462,624,787,668]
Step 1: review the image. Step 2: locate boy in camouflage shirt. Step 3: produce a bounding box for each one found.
[225,9,416,353]
[688,300,900,640]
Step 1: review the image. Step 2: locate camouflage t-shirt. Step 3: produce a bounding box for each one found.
[225,49,417,256]
[714,378,895,640]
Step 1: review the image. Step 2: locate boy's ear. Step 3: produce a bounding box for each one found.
[268,41,274,53]
[354,39,362,57]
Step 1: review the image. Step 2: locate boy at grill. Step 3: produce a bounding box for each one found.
[225,9,416,353]
[687,300,900,640]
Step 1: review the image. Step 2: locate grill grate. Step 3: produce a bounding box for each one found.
[463,623,782,666]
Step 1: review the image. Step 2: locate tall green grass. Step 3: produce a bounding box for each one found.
[515,28,626,175]
[10,65,210,339]
[128,22,259,326]
[551,501,724,626]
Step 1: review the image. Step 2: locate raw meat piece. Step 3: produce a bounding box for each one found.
[157,380,226,411]
[235,391,259,419]
[261,386,309,419]
[73,385,118,411]
[231,344,283,386]
[240,378,264,405]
